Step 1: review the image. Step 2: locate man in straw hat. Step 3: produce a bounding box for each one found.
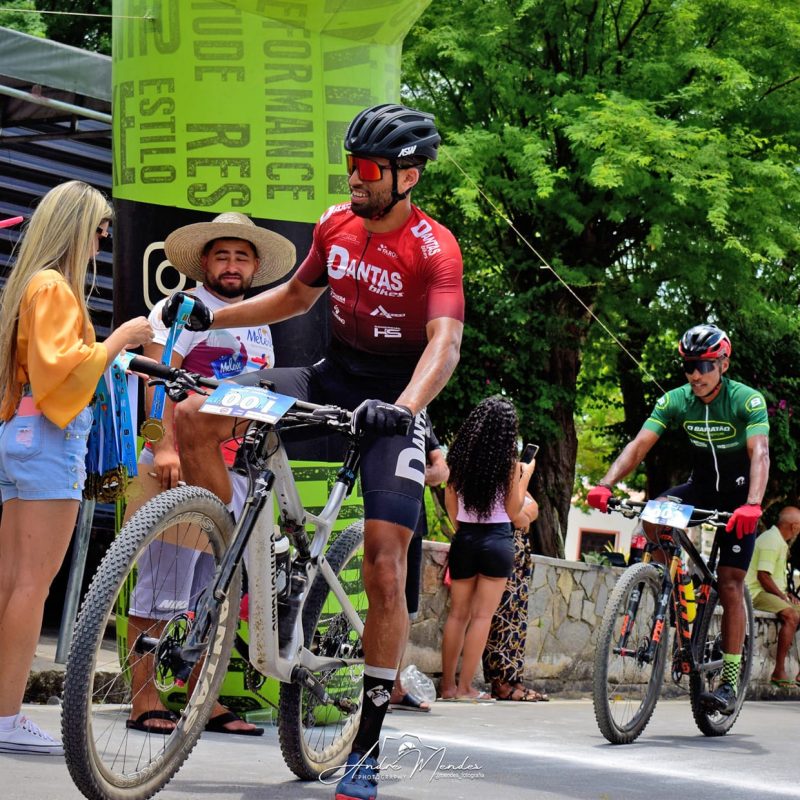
[123,212,294,736]
[164,103,464,800]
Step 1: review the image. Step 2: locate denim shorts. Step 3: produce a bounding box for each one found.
[0,405,93,502]
[448,521,514,580]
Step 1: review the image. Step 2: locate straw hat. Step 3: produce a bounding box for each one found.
[164,212,296,287]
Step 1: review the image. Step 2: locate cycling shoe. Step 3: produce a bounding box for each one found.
[335,751,378,800]
[700,682,736,716]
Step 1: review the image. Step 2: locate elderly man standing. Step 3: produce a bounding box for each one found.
[745,506,800,687]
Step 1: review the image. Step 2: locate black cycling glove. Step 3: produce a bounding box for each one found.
[351,399,413,436]
[161,291,214,332]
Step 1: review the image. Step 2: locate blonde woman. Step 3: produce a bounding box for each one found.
[0,181,152,755]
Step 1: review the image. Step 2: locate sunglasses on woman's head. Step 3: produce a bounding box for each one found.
[345,154,391,182]
[682,359,717,374]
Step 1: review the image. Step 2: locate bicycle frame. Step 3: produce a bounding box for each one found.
[245,431,365,682]
[627,523,723,677]
[168,419,366,694]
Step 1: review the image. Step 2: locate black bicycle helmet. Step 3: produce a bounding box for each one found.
[345,103,440,162]
[678,324,732,360]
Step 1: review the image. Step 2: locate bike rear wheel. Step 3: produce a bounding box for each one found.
[62,486,240,800]
[593,562,668,744]
[278,521,366,780]
[689,585,754,736]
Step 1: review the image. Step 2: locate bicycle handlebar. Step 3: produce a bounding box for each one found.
[128,356,352,427]
[607,496,731,526]
[129,355,215,387]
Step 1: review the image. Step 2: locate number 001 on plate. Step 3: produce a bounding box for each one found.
[199,384,295,424]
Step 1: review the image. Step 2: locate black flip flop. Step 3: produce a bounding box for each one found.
[204,710,264,736]
[125,710,178,733]
[389,692,431,712]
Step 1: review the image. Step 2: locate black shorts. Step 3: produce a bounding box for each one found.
[404,506,427,617]
[234,358,426,532]
[448,522,514,580]
[659,482,753,571]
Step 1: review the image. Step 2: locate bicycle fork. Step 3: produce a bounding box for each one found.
[614,569,674,665]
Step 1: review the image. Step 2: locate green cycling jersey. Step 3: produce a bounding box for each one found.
[642,377,769,491]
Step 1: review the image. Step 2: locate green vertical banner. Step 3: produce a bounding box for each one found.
[111,0,431,368]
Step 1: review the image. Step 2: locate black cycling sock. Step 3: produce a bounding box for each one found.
[352,668,395,757]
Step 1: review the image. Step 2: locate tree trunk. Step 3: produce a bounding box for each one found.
[531,323,582,558]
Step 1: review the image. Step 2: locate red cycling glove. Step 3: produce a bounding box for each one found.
[587,485,613,513]
[725,504,762,539]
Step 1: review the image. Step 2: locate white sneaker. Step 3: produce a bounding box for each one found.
[0,715,64,755]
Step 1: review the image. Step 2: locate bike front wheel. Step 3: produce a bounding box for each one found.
[278,521,366,780]
[593,561,668,744]
[689,585,754,736]
[62,486,240,800]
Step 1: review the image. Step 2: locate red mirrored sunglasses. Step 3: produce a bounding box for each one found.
[346,154,391,182]
[682,359,718,374]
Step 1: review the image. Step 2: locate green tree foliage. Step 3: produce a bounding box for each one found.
[36,1,111,53]
[0,0,47,36]
[403,0,800,555]
[0,1,111,52]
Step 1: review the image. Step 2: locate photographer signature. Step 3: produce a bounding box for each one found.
[319,735,484,785]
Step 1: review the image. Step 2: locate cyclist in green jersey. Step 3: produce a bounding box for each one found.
[588,324,770,715]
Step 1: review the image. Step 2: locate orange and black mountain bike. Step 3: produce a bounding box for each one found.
[592,497,754,744]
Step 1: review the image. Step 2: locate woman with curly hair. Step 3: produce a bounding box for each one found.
[439,396,535,701]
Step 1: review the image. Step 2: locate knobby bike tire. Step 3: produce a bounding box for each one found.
[593,562,669,744]
[689,585,755,736]
[278,521,366,780]
[62,486,240,800]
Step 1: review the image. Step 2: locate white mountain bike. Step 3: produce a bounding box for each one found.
[62,357,369,800]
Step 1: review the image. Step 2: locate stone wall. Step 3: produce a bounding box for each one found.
[406,541,799,700]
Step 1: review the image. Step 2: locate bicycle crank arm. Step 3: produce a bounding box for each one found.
[612,647,649,660]
[292,666,360,714]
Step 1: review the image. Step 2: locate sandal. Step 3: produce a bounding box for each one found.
[493,684,537,702]
[514,682,549,702]
[126,709,178,733]
[205,710,264,736]
[492,681,535,702]
[389,692,431,712]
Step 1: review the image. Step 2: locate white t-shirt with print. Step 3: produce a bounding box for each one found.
[149,285,274,379]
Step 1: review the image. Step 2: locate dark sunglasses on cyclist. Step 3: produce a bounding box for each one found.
[96,226,112,243]
[346,154,392,182]
[682,359,718,374]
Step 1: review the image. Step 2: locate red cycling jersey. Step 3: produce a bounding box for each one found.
[295,203,464,359]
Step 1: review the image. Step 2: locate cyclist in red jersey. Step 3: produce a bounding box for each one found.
[164,104,464,800]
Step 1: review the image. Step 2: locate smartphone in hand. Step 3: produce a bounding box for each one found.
[520,443,539,463]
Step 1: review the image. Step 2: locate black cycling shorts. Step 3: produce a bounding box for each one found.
[404,506,427,618]
[658,482,754,571]
[233,358,426,532]
[448,522,514,580]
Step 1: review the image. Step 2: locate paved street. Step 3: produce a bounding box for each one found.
[5,697,800,800]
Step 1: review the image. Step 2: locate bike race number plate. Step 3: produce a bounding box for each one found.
[640,499,695,528]
[199,383,296,424]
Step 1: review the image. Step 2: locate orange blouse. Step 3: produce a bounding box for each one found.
[0,269,107,427]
